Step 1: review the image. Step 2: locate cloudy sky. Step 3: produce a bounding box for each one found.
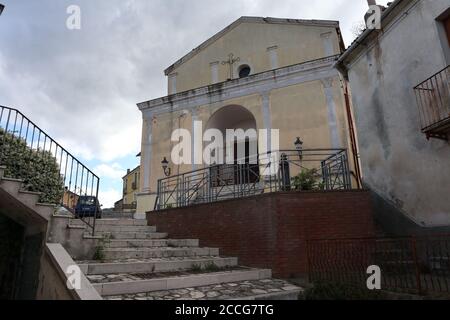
[0,0,389,207]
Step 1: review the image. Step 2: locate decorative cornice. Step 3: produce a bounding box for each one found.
[139,55,340,116]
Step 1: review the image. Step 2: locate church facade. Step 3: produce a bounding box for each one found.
[135,16,360,214]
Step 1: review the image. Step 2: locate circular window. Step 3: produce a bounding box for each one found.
[238,65,251,78]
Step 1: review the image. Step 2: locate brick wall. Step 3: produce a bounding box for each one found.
[147,190,375,278]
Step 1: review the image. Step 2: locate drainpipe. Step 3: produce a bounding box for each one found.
[343,82,363,189]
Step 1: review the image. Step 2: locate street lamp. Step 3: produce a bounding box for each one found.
[294,137,303,160]
[0,4,5,16]
[161,157,171,177]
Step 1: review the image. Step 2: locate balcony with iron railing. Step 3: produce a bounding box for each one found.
[414,65,450,141]
[155,149,353,211]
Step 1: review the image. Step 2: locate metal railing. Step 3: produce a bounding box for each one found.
[0,106,100,235]
[155,149,352,210]
[414,65,450,140]
[307,235,450,295]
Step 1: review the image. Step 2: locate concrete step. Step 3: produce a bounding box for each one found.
[78,257,238,275]
[93,225,157,233]
[103,279,302,300]
[71,218,148,226]
[101,212,135,219]
[91,231,168,240]
[105,239,199,248]
[93,268,272,296]
[103,247,220,260]
[0,177,23,194]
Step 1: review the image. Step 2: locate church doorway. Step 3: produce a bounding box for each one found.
[205,105,260,187]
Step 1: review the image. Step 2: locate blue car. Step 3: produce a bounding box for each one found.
[74,196,102,219]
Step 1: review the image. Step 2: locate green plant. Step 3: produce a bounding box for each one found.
[0,129,64,204]
[93,245,105,261]
[203,262,222,272]
[93,234,112,261]
[191,264,203,273]
[304,281,386,300]
[293,168,320,191]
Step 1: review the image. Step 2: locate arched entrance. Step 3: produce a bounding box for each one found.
[205,105,260,186]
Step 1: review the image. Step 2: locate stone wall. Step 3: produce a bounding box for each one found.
[36,243,102,300]
[147,191,375,279]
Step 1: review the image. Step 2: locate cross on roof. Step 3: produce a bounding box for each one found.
[221,53,240,80]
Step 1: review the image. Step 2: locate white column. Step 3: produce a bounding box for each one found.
[168,73,177,95]
[267,46,279,69]
[262,91,272,151]
[321,77,341,149]
[321,32,334,57]
[191,108,199,171]
[210,61,219,84]
[141,116,153,193]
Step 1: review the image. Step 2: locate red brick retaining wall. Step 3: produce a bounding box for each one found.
[147,191,375,278]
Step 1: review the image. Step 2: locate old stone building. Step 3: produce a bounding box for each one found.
[135,16,361,214]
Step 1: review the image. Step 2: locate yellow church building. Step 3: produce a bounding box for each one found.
[135,16,360,214]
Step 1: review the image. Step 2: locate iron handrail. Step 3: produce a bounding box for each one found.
[155,149,352,210]
[0,105,100,235]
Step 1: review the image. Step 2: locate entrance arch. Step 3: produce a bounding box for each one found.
[205,105,259,186]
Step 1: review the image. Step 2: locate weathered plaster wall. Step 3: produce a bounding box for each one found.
[47,215,99,261]
[168,21,342,93]
[142,77,355,208]
[37,243,102,300]
[347,0,450,226]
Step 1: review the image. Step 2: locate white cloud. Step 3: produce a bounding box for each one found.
[99,188,122,209]
[0,0,392,202]
[94,163,125,180]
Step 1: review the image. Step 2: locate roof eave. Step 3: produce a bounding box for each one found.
[336,0,405,73]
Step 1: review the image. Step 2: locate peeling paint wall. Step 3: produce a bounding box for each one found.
[347,0,450,227]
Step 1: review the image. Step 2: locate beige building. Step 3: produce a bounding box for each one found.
[136,16,361,214]
[122,166,140,210]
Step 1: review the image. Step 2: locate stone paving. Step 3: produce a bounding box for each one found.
[104,279,302,300]
[78,256,221,265]
[87,267,245,284]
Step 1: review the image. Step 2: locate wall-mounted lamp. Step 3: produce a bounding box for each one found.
[0,4,5,16]
[161,157,171,177]
[294,137,303,160]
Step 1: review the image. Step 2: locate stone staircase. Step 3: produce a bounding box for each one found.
[73,218,302,300]
[0,165,54,224]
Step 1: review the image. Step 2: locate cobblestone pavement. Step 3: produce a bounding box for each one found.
[87,267,246,284]
[104,279,302,300]
[77,256,221,264]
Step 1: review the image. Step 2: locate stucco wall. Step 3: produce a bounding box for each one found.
[143,76,355,200]
[37,243,102,300]
[346,0,450,226]
[168,21,342,93]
